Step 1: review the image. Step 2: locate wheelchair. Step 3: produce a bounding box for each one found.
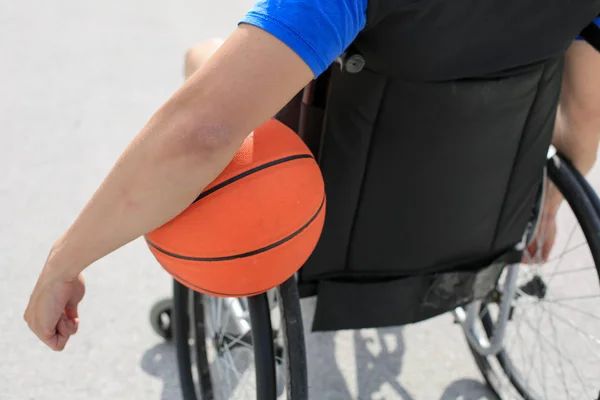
[149,60,600,400]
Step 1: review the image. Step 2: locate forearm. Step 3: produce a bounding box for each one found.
[49,96,242,278]
[45,25,313,278]
[552,103,600,175]
[553,41,600,176]
[542,41,600,215]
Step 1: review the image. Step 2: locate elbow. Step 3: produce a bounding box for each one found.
[562,95,600,134]
[150,94,244,164]
[573,106,600,132]
[175,124,248,181]
[177,122,240,163]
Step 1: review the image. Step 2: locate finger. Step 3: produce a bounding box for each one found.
[53,332,69,352]
[65,318,78,335]
[542,233,555,262]
[71,317,80,334]
[65,305,79,320]
[63,307,80,334]
[53,318,71,351]
[522,248,532,264]
[66,280,85,319]
[522,243,538,265]
[61,314,78,335]
[57,315,77,339]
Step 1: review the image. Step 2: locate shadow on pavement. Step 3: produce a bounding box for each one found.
[140,342,181,400]
[302,297,414,399]
[439,378,497,400]
[141,300,489,400]
[354,327,415,400]
[306,330,355,399]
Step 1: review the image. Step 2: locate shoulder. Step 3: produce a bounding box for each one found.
[240,0,368,77]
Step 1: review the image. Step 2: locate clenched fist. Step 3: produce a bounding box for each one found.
[24,263,85,351]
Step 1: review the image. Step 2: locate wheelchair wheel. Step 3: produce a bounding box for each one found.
[149,298,173,340]
[468,153,600,400]
[172,276,307,400]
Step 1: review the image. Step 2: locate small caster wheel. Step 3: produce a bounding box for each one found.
[150,298,174,340]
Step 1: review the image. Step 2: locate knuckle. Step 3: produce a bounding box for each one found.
[53,342,65,352]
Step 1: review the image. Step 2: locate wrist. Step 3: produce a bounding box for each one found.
[45,234,88,280]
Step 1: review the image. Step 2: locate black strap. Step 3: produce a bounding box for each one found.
[579,20,600,52]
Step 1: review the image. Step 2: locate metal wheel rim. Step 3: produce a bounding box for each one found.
[474,188,600,400]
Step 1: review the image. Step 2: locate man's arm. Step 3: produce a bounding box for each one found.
[525,40,600,263]
[50,24,313,277]
[24,25,313,350]
[554,41,600,176]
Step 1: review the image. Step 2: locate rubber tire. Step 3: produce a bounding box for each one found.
[468,153,600,400]
[149,298,173,341]
[277,277,308,400]
[173,276,307,400]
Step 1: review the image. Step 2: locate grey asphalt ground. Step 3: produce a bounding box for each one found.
[1,1,597,400]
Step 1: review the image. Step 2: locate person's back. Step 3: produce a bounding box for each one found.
[245,0,600,329]
[350,0,598,80]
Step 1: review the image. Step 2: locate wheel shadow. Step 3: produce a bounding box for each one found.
[302,298,415,399]
[353,327,416,400]
[140,302,496,400]
[439,379,498,400]
[140,342,181,400]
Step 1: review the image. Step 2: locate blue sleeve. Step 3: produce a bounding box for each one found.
[575,17,600,41]
[239,0,368,77]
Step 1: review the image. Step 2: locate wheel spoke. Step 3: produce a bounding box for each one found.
[544,222,578,288]
[503,303,534,392]
[223,332,252,351]
[514,305,541,394]
[218,304,233,345]
[537,306,549,400]
[510,306,568,399]
[478,165,600,400]
[543,242,588,265]
[206,297,251,399]
[223,348,244,381]
[550,294,600,302]
[210,298,219,337]
[547,301,591,400]
[511,282,600,398]
[214,355,228,400]
[524,303,548,395]
[542,299,600,322]
[203,294,285,400]
[537,306,600,351]
[222,332,284,365]
[221,354,234,399]
[547,306,571,400]
[216,299,224,330]
[515,304,592,398]
[540,265,595,278]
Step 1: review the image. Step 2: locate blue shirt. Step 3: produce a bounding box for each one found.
[241,1,598,77]
[240,0,368,77]
[576,17,600,41]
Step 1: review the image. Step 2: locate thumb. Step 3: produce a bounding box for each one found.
[65,277,85,321]
[64,303,80,335]
[64,303,79,320]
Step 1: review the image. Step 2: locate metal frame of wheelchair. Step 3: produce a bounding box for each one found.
[149,72,600,400]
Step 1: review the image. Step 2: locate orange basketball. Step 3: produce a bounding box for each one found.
[145,118,326,297]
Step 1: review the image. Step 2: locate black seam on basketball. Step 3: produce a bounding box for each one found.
[193,154,314,203]
[145,195,325,262]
